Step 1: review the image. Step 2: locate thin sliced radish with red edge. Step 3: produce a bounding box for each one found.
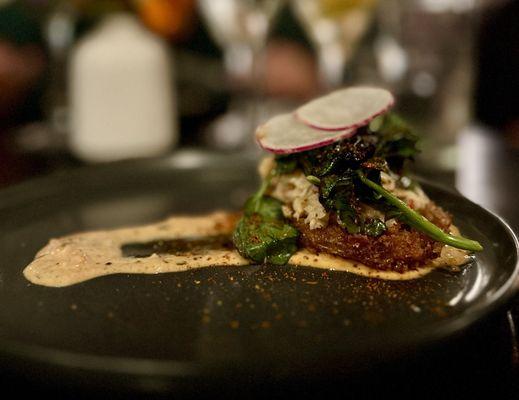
[256,113,357,154]
[296,87,394,131]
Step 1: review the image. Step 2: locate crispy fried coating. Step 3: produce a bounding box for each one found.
[293,202,453,272]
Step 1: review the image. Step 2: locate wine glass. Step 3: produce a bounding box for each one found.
[197,0,284,150]
[198,0,282,83]
[290,0,377,90]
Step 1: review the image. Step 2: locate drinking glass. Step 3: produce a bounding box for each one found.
[197,0,284,150]
[198,0,282,83]
[290,0,377,90]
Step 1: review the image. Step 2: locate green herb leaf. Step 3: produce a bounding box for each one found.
[337,208,360,234]
[363,219,387,237]
[374,113,420,171]
[306,175,321,185]
[244,196,284,220]
[274,155,298,175]
[320,174,354,199]
[233,196,299,265]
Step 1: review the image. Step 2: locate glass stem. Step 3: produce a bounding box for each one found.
[224,43,254,88]
[223,41,265,151]
[248,42,264,131]
[317,42,346,90]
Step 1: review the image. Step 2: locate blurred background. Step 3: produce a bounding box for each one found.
[0,0,517,225]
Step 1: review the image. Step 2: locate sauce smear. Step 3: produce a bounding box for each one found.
[23,212,470,287]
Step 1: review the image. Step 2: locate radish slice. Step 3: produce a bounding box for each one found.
[256,113,357,154]
[296,87,394,131]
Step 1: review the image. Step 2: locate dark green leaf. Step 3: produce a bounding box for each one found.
[306,175,321,185]
[264,233,299,265]
[337,208,360,234]
[363,219,387,237]
[244,196,284,220]
[374,113,420,169]
[274,155,298,175]
[233,194,299,265]
[320,174,354,199]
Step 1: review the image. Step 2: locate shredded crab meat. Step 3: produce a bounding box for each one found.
[270,171,329,230]
[381,171,430,211]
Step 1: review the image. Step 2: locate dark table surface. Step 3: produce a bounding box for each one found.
[0,126,518,398]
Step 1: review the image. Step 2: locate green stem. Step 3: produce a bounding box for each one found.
[357,173,483,252]
[252,169,275,213]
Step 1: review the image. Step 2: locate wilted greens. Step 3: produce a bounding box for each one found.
[232,169,299,265]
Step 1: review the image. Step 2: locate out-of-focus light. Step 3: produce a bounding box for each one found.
[137,0,195,40]
[412,71,436,97]
[375,36,408,82]
[47,11,75,56]
[464,263,490,302]
[314,20,337,44]
[456,127,496,210]
[419,0,476,13]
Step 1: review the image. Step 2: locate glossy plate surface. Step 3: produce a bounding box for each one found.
[0,151,517,384]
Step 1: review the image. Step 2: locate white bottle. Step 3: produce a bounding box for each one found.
[69,13,177,162]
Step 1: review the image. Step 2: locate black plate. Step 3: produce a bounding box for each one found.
[0,150,518,391]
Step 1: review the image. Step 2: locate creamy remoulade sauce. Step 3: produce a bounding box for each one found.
[23,212,470,287]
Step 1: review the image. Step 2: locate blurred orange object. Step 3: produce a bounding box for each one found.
[135,0,196,40]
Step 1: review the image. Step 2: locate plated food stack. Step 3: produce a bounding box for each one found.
[233,87,482,272]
